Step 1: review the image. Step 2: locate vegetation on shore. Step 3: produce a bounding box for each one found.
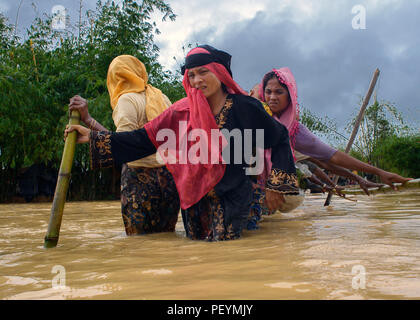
[0,0,184,202]
[0,0,418,203]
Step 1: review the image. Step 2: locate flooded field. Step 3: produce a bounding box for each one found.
[1,191,420,300]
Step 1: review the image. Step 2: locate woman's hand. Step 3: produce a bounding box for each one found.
[265,189,285,211]
[69,95,91,124]
[64,125,91,144]
[378,170,412,190]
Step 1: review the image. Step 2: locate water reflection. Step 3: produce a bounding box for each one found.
[1,191,419,299]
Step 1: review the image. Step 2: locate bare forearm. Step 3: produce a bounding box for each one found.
[311,157,363,183]
[308,175,324,187]
[312,167,336,186]
[329,151,384,176]
[312,151,410,191]
[85,117,108,131]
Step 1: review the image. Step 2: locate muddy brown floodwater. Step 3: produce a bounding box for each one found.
[1,190,420,300]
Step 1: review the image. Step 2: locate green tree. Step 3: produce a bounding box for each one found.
[0,13,12,55]
[0,0,184,202]
[346,99,411,166]
[300,106,347,145]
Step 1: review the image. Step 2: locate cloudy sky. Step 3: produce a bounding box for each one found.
[2,0,419,135]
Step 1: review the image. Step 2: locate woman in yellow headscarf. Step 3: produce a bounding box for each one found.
[69,55,180,236]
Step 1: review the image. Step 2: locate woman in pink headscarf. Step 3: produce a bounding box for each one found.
[260,67,411,184]
[247,67,412,229]
[65,45,299,241]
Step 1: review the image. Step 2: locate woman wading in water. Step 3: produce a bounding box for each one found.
[65,45,300,241]
[248,67,412,228]
[68,55,180,236]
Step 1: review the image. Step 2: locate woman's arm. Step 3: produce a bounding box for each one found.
[329,151,412,189]
[294,124,412,189]
[64,125,157,169]
[299,159,344,193]
[309,157,383,195]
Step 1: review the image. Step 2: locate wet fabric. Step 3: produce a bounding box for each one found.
[89,94,299,241]
[102,95,300,198]
[144,46,247,209]
[247,184,273,230]
[120,164,180,235]
[180,95,293,241]
[182,180,253,241]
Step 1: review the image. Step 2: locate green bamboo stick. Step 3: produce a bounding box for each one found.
[324,68,380,206]
[341,178,420,196]
[44,110,80,248]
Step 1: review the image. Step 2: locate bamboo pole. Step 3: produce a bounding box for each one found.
[324,68,380,206]
[341,178,419,195]
[44,110,80,248]
[14,0,24,38]
[29,39,39,82]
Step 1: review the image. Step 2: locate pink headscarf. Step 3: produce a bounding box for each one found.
[144,46,247,209]
[259,67,300,147]
[258,67,300,185]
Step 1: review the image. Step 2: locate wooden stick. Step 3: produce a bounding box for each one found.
[341,178,419,196]
[14,0,24,37]
[44,110,80,248]
[324,68,380,206]
[29,39,39,82]
[335,191,358,202]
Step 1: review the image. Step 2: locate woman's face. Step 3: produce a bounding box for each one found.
[264,77,290,114]
[187,66,222,98]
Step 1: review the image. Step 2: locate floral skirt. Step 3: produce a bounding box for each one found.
[120,164,180,236]
[247,184,275,230]
[181,179,253,241]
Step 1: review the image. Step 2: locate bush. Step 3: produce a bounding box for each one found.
[0,1,185,202]
[372,134,420,178]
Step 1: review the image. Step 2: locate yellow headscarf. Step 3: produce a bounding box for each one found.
[107,55,167,121]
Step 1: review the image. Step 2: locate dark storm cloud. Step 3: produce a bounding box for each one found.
[2,0,97,36]
[188,2,420,131]
[2,0,419,131]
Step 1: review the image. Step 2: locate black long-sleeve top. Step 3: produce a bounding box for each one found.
[90,94,299,197]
